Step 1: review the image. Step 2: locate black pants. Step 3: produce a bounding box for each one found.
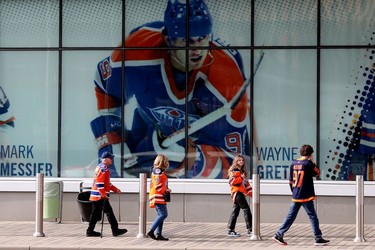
[227,192,252,231]
[87,199,118,232]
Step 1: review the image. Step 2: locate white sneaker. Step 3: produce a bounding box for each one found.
[227,231,241,237]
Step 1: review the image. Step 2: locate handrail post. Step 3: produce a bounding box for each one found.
[354,175,366,242]
[137,173,147,238]
[33,173,45,237]
[250,173,262,240]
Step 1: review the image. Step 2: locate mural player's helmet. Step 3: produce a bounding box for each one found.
[164,0,213,39]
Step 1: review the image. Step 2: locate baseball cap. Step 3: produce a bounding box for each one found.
[101,151,114,159]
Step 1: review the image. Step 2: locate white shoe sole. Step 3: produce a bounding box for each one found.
[227,234,241,237]
[314,242,329,246]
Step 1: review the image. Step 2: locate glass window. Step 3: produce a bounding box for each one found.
[61,51,114,178]
[321,0,375,45]
[0,51,58,177]
[253,49,317,179]
[207,0,251,46]
[0,0,58,47]
[62,0,122,47]
[176,49,252,178]
[125,0,251,48]
[320,49,374,181]
[255,0,317,46]
[125,0,164,37]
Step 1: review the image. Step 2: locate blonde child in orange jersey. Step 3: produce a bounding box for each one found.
[147,154,172,241]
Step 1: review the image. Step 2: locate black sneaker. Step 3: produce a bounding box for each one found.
[86,230,101,237]
[314,238,330,246]
[156,234,169,241]
[247,230,253,237]
[227,231,241,237]
[112,228,127,237]
[273,234,287,246]
[147,231,158,240]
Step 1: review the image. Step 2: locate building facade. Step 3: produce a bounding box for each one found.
[0,0,374,181]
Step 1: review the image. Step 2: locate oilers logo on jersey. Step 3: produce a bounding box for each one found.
[149,106,200,133]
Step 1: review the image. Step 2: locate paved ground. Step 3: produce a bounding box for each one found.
[0,221,374,250]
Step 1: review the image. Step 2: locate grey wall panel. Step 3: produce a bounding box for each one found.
[1,192,374,225]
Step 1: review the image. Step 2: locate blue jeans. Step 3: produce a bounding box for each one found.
[150,204,168,235]
[276,200,322,240]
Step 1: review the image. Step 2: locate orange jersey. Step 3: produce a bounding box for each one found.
[149,168,168,208]
[89,162,119,201]
[228,168,252,202]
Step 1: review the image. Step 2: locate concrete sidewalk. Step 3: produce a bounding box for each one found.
[0,221,374,250]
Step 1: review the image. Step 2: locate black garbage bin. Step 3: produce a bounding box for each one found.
[77,191,93,222]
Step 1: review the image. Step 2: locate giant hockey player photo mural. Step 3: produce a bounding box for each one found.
[90,0,250,178]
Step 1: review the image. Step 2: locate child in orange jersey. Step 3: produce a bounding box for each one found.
[147,154,172,241]
[227,154,253,237]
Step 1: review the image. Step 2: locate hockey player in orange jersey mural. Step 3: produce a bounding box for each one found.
[90,0,255,178]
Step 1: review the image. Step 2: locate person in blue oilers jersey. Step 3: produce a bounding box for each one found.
[273,145,330,246]
[90,0,249,178]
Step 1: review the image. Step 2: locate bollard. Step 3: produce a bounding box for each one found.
[118,193,121,222]
[250,173,262,240]
[354,175,366,242]
[137,173,147,238]
[33,173,45,237]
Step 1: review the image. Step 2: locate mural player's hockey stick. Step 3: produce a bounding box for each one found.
[161,51,265,148]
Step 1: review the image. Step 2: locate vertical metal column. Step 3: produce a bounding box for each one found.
[354,175,366,242]
[118,193,121,222]
[137,173,147,238]
[33,173,45,237]
[250,173,262,240]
